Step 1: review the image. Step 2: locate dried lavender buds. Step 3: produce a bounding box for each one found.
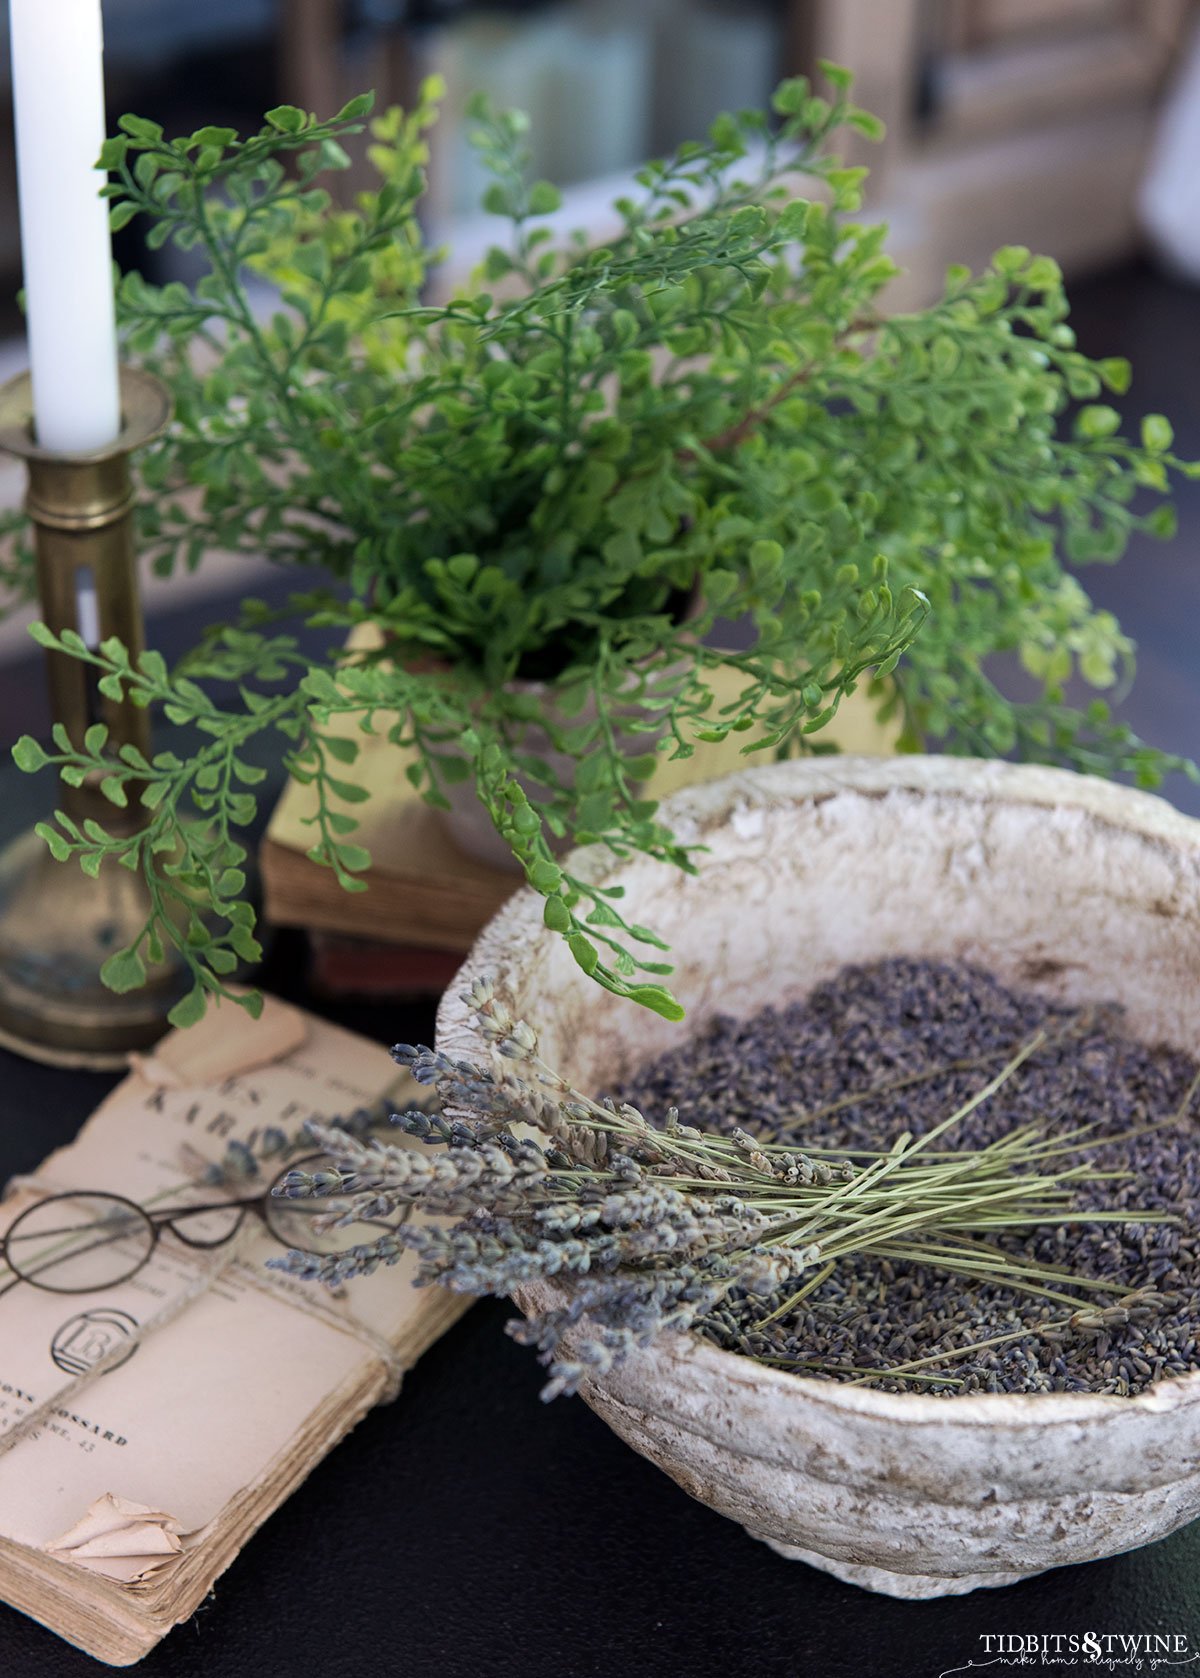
[270,962,1190,1401]
[620,958,1200,1397]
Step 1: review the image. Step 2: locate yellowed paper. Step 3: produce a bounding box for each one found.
[0,996,451,1592]
[46,1495,183,1585]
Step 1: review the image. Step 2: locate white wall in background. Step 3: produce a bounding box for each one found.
[1140,17,1200,282]
[432,0,653,220]
[648,0,782,158]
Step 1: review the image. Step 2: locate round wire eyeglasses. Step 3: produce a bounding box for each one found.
[0,1152,403,1299]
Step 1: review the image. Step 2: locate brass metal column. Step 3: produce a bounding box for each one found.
[0,367,188,1067]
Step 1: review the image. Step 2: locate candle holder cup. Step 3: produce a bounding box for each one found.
[0,366,189,1067]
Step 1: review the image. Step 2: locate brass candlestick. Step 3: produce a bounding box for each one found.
[0,367,188,1068]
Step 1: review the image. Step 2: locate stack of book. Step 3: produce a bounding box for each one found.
[0,995,466,1663]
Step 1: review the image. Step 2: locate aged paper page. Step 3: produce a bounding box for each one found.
[0,996,458,1587]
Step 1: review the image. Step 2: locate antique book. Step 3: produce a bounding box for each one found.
[260,725,514,956]
[0,995,466,1665]
[261,661,896,958]
[306,931,467,1000]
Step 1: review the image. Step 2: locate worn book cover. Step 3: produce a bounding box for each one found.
[0,996,465,1665]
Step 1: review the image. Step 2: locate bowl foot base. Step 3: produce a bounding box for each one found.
[748,1533,1040,1598]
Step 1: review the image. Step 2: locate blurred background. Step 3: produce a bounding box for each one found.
[0,0,1184,295]
[1,0,1199,809]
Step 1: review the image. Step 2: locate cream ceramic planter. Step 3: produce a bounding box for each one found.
[437,756,1200,1598]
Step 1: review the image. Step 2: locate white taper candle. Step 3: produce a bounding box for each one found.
[9,0,121,453]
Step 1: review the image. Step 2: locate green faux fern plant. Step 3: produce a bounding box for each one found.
[6,66,1195,1028]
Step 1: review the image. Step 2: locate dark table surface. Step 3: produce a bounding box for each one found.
[3,260,1200,1677]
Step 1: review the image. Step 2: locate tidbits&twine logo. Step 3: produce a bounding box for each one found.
[938,1632,1200,1674]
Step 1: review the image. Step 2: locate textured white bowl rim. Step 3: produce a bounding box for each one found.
[437,755,1200,1432]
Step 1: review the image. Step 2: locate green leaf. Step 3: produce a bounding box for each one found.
[117,115,164,143]
[628,983,685,1022]
[708,112,743,152]
[1148,504,1177,539]
[817,59,853,92]
[436,753,471,785]
[845,108,885,141]
[930,335,960,377]
[319,138,352,172]
[749,538,783,574]
[705,568,738,606]
[992,244,1031,275]
[12,736,47,773]
[434,554,475,591]
[1022,255,1061,291]
[527,180,562,216]
[1076,405,1122,440]
[772,78,811,117]
[568,934,600,976]
[190,124,238,150]
[98,136,130,169]
[627,923,671,950]
[229,925,262,962]
[99,947,147,994]
[325,776,370,803]
[528,859,562,893]
[543,896,571,932]
[336,93,375,122]
[34,821,70,862]
[1142,414,1174,453]
[303,669,343,703]
[1098,357,1131,394]
[322,733,359,764]
[511,803,540,836]
[265,105,307,135]
[167,986,208,1029]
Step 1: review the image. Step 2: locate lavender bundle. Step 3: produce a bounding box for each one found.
[267,980,1171,1400]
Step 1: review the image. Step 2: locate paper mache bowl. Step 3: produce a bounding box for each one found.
[437,756,1200,1598]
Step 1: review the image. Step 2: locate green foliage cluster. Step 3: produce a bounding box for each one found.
[7,67,1196,1027]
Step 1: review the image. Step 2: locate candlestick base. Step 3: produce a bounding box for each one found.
[0,827,189,1069]
[0,366,185,1067]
